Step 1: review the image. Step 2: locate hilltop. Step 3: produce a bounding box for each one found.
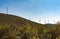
[0,13,60,39]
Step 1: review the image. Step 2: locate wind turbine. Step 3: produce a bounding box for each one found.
[44,19,46,24]
[39,19,41,23]
[6,7,8,14]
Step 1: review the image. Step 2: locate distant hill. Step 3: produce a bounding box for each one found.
[0,13,60,39]
[45,23,56,26]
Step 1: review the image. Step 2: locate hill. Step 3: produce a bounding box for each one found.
[0,13,60,39]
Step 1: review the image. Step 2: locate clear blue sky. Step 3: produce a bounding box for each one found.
[0,0,60,24]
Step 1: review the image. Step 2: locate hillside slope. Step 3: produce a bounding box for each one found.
[0,13,60,39]
[0,13,45,39]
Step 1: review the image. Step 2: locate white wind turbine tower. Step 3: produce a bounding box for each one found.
[29,18,31,20]
[6,7,8,14]
[44,19,46,24]
[47,19,49,23]
[39,19,41,23]
[53,21,55,24]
